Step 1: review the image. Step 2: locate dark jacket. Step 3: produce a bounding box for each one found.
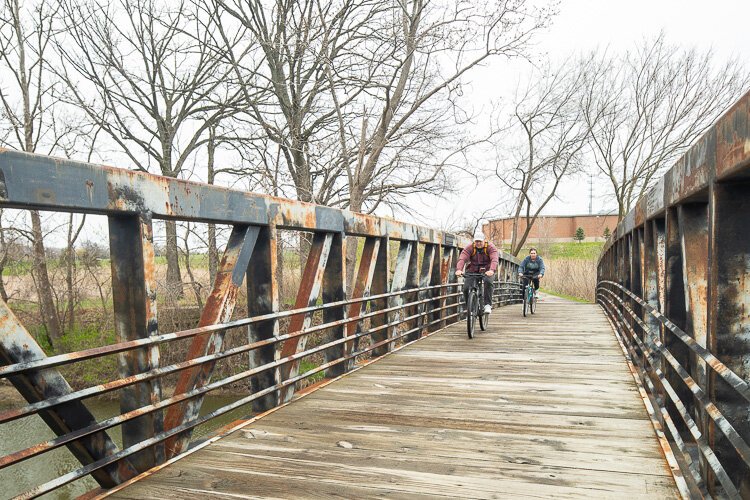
[519,255,545,275]
[456,242,499,273]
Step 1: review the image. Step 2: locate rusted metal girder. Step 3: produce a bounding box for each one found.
[278,232,333,403]
[322,232,346,378]
[437,246,454,331]
[0,301,137,487]
[708,182,750,496]
[415,243,436,340]
[369,237,390,357]
[345,237,380,368]
[108,212,164,471]
[247,226,280,413]
[0,149,461,245]
[389,241,418,349]
[164,224,260,457]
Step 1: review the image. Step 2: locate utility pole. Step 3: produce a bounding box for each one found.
[588,174,593,214]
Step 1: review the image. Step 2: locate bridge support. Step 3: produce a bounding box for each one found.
[708,182,750,496]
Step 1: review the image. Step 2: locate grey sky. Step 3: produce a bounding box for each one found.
[397,0,750,230]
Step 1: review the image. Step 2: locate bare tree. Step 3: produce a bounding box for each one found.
[497,61,589,256]
[55,0,245,297]
[581,34,750,218]
[0,0,70,345]
[340,0,551,216]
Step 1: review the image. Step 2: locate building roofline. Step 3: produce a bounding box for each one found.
[486,213,618,222]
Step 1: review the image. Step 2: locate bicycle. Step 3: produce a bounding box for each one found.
[520,273,540,317]
[462,272,490,339]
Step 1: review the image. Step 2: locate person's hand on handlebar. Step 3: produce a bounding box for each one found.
[456,269,464,277]
[484,270,494,277]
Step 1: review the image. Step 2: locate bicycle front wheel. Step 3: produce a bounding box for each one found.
[530,289,536,314]
[522,286,528,317]
[467,290,477,338]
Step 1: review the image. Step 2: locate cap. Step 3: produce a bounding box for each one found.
[473,231,485,241]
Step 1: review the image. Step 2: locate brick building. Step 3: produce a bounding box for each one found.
[483,214,619,245]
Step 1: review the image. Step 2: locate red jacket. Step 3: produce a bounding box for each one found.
[456,242,499,273]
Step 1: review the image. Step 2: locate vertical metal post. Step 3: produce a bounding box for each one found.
[389,241,415,348]
[247,225,280,412]
[664,207,693,438]
[414,243,436,340]
[707,182,750,495]
[323,232,346,377]
[278,232,333,403]
[438,246,454,329]
[345,237,380,367]
[164,224,259,457]
[677,202,710,482]
[108,212,164,471]
[370,237,391,356]
[427,244,442,333]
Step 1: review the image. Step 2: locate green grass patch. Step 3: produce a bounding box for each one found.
[508,242,604,260]
[540,288,591,304]
[299,359,325,383]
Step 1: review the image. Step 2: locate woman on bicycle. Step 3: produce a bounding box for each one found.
[455,231,499,314]
[518,248,545,298]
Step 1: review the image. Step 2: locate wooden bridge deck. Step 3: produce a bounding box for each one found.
[108,296,679,499]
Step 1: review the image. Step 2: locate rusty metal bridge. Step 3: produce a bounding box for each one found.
[0,90,748,499]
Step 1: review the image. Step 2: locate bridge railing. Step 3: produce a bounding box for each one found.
[0,149,522,499]
[597,90,750,498]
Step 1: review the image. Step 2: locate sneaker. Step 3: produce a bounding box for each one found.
[483,304,492,314]
[533,291,539,299]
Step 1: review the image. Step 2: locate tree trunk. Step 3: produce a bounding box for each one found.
[0,210,9,302]
[165,220,183,299]
[30,210,62,346]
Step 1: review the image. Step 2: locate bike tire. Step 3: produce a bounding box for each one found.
[467,290,477,338]
[479,307,488,331]
[522,286,528,317]
[530,290,536,314]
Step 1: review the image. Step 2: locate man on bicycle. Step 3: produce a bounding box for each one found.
[455,231,499,314]
[518,247,545,298]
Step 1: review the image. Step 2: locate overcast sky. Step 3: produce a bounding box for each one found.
[397,0,750,230]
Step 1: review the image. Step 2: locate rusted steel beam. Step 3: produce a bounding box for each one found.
[164,224,260,457]
[677,203,711,481]
[664,207,694,438]
[246,226,280,413]
[344,237,380,368]
[278,232,333,403]
[414,243,436,340]
[0,150,470,246]
[108,213,164,471]
[707,182,750,496]
[427,245,443,333]
[323,232,346,378]
[369,237,390,357]
[0,300,137,487]
[438,246,454,330]
[388,241,417,349]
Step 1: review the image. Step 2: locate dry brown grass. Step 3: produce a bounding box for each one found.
[542,258,597,302]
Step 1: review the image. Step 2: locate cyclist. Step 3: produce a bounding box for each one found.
[518,247,545,299]
[455,231,499,314]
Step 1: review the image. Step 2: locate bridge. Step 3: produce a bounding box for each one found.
[0,90,748,499]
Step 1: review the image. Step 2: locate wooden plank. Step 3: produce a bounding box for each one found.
[110,296,679,499]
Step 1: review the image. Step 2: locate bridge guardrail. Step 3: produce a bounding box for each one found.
[0,149,522,498]
[597,90,750,498]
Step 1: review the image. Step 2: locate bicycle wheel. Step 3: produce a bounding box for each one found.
[530,288,536,314]
[522,285,528,317]
[467,290,477,338]
[479,308,488,331]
